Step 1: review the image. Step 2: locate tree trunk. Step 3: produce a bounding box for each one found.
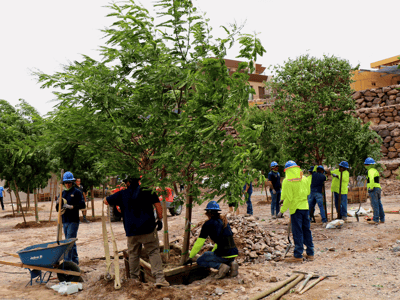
[8,189,15,217]
[13,181,26,225]
[161,169,170,261]
[180,181,193,264]
[26,186,30,210]
[91,185,95,217]
[34,188,39,223]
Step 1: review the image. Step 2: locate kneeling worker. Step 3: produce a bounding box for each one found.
[278,161,314,263]
[184,201,239,279]
[104,177,169,287]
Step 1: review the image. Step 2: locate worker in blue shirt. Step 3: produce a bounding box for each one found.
[0,185,4,210]
[267,161,282,219]
[308,166,328,227]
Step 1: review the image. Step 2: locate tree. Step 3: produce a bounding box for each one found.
[268,54,381,167]
[36,0,266,261]
[0,99,52,222]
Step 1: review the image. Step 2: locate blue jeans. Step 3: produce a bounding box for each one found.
[197,251,233,270]
[63,222,79,265]
[334,193,348,219]
[308,192,327,223]
[369,188,384,223]
[271,191,281,216]
[245,192,253,215]
[291,210,314,258]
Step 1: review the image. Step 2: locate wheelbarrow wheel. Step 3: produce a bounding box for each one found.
[57,261,81,282]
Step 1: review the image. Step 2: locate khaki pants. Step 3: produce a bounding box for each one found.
[127,229,164,282]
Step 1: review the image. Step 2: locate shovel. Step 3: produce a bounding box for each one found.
[284,217,292,258]
[102,202,112,281]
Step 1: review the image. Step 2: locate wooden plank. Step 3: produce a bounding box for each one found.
[3,252,19,258]
[0,260,82,276]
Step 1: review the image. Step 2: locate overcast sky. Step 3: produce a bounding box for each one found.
[0,0,398,116]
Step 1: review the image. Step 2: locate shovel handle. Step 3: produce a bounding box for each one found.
[299,276,326,295]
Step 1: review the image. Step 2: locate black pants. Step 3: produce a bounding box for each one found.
[0,197,4,210]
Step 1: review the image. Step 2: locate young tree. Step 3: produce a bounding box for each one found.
[36,0,266,261]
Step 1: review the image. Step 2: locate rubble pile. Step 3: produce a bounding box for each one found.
[190,215,289,265]
[381,178,400,196]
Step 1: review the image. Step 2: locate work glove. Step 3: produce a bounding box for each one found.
[277,212,284,218]
[279,200,283,206]
[63,204,74,210]
[272,189,276,195]
[183,258,193,266]
[156,220,163,231]
[332,174,338,178]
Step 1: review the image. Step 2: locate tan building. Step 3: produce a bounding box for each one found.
[224,59,271,103]
[352,55,400,91]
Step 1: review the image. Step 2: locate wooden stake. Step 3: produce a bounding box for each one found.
[49,179,56,221]
[180,180,193,264]
[57,170,64,245]
[249,274,299,300]
[26,186,30,210]
[270,274,305,300]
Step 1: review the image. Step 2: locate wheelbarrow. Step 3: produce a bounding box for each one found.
[0,238,82,286]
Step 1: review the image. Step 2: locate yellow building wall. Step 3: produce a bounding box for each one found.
[351,70,400,91]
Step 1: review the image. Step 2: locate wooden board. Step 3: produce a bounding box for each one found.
[0,260,82,276]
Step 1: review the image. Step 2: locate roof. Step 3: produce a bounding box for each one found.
[360,65,400,75]
[224,58,266,75]
[370,55,400,69]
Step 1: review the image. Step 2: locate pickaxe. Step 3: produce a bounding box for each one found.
[299,274,338,295]
[292,271,319,293]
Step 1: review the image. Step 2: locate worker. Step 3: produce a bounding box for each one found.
[277,160,314,263]
[364,158,384,225]
[0,184,4,210]
[331,161,350,221]
[183,201,239,279]
[56,171,86,265]
[308,166,328,227]
[75,178,89,223]
[267,161,282,219]
[103,177,169,287]
[243,170,253,216]
[307,166,315,222]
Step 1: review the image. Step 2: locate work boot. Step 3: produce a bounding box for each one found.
[367,220,379,225]
[380,220,385,224]
[215,263,230,279]
[83,217,90,223]
[272,215,276,219]
[322,222,327,228]
[284,257,303,263]
[305,255,314,261]
[342,217,349,223]
[229,261,239,277]
[155,279,170,288]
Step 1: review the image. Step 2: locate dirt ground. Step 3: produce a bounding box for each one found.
[0,185,400,300]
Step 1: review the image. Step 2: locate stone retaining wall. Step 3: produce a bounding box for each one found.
[353,85,400,112]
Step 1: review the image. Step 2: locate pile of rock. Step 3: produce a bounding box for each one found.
[353,85,400,114]
[381,177,400,195]
[355,104,400,126]
[190,215,289,265]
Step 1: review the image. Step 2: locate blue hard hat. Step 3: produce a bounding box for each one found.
[270,161,278,168]
[317,165,324,171]
[284,160,298,171]
[364,157,376,165]
[308,166,314,172]
[62,171,75,183]
[339,161,349,169]
[205,200,221,211]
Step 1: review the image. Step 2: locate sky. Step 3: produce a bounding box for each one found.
[0,0,398,116]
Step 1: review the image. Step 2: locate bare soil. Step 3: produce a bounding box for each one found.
[0,185,400,300]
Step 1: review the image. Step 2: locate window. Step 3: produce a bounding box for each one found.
[371,82,376,86]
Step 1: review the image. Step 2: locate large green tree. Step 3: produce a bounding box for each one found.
[36,0,265,260]
[268,54,381,169]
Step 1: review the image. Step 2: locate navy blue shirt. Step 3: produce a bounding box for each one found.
[268,171,281,192]
[199,218,238,257]
[310,172,327,193]
[56,186,86,223]
[106,186,160,236]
